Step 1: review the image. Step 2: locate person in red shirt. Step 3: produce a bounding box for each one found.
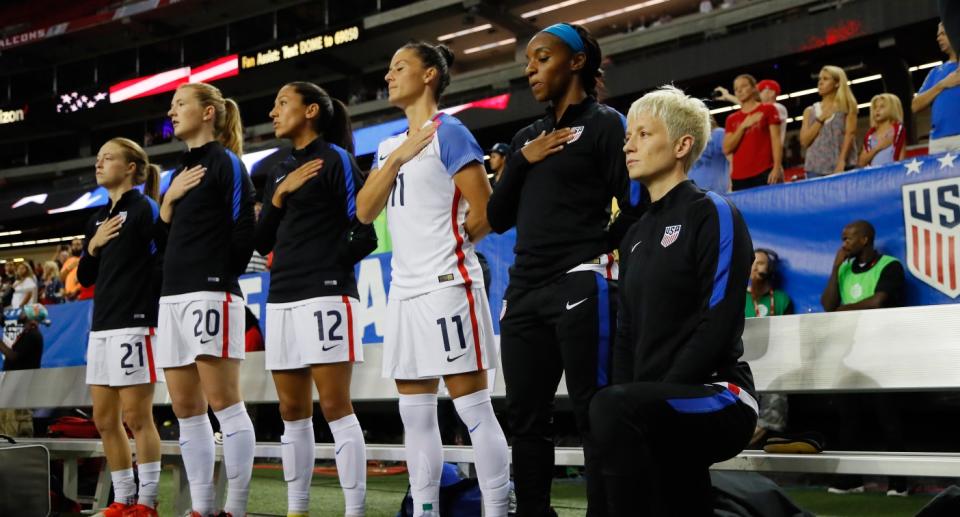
[723,74,784,190]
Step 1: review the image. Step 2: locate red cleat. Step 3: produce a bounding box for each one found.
[93,502,131,517]
[122,503,159,516]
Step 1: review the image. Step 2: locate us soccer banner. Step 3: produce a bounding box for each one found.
[729,151,960,312]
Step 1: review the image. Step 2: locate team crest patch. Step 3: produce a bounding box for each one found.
[118,211,128,223]
[902,177,960,298]
[661,225,682,248]
[567,126,585,143]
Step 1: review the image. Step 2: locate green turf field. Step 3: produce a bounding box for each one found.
[146,467,935,516]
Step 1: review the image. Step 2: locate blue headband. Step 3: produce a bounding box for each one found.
[541,23,585,53]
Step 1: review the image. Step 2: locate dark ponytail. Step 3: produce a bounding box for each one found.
[402,41,455,100]
[571,24,603,98]
[284,81,354,153]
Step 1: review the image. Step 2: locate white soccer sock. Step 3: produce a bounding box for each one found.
[177,414,215,514]
[214,402,255,517]
[136,461,162,508]
[329,413,367,516]
[454,389,510,516]
[111,467,137,506]
[281,417,315,514]
[398,394,443,517]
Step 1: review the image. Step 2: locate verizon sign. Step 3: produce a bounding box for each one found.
[0,107,26,125]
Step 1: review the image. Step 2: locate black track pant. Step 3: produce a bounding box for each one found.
[589,382,758,517]
[501,271,617,517]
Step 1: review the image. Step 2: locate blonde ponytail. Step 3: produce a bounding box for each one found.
[221,98,244,156]
[108,137,161,202]
[178,83,244,156]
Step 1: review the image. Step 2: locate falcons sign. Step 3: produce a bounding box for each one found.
[902,177,960,298]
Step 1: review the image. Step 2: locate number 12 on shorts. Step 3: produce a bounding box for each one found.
[314,310,344,351]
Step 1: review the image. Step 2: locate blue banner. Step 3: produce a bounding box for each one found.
[10,153,959,369]
[729,153,960,313]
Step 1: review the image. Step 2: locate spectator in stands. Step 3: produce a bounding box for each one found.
[858,94,907,168]
[39,260,64,305]
[245,202,269,274]
[0,304,47,371]
[0,262,14,309]
[758,80,788,145]
[800,66,859,178]
[720,79,789,147]
[487,142,509,186]
[746,248,792,447]
[722,74,784,189]
[911,22,960,154]
[0,304,48,438]
[699,0,714,14]
[689,117,729,192]
[11,262,38,309]
[55,244,70,268]
[61,237,84,300]
[820,220,907,496]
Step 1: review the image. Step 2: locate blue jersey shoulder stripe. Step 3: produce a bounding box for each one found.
[705,191,734,309]
[330,144,357,219]
[225,149,243,222]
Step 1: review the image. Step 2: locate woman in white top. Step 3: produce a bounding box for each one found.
[12,262,38,308]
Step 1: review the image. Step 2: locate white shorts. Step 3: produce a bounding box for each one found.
[382,285,498,380]
[86,327,164,386]
[265,296,364,370]
[156,291,246,368]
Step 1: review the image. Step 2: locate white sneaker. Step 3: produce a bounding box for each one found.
[827,485,865,494]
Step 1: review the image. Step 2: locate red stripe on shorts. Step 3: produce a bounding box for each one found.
[145,332,157,383]
[222,292,232,358]
[342,295,356,362]
[450,188,483,370]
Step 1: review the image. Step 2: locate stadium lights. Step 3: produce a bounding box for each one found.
[464,37,517,55]
[521,0,587,19]
[0,234,85,249]
[438,24,493,42]
[572,0,670,25]
[908,60,943,72]
[0,230,23,237]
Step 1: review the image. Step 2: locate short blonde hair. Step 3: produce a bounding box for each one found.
[627,85,711,173]
[869,93,904,128]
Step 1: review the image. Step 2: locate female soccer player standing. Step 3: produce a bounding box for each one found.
[79,138,167,517]
[158,83,256,517]
[486,23,636,516]
[255,82,370,516]
[356,42,509,517]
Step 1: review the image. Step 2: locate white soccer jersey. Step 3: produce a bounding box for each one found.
[376,113,486,300]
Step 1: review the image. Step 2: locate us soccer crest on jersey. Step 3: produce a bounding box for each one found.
[661,225,682,248]
[375,113,486,301]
